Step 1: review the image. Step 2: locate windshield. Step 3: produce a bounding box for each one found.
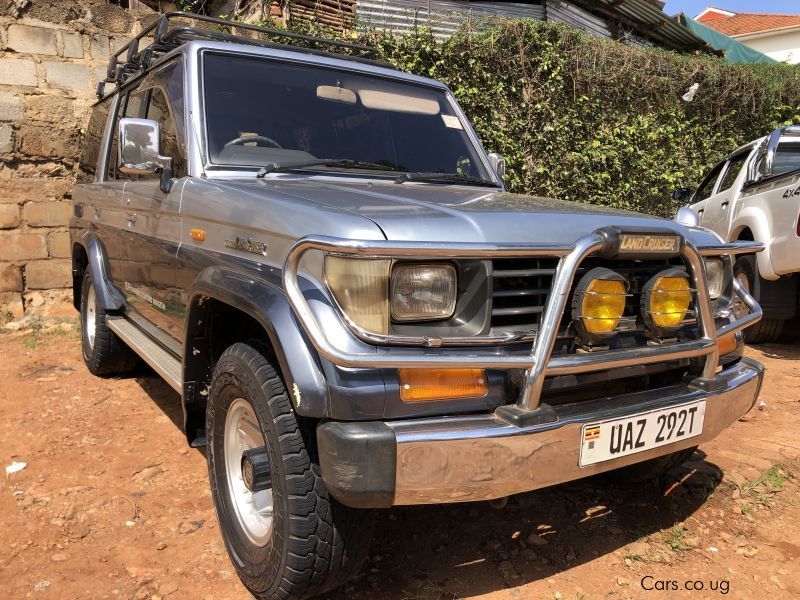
[202,52,493,181]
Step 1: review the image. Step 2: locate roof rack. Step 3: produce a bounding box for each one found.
[97,11,390,99]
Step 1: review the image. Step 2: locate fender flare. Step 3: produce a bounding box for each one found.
[730,209,778,280]
[72,231,125,311]
[184,266,328,423]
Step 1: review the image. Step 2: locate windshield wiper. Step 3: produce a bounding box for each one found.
[257,159,401,178]
[394,172,499,187]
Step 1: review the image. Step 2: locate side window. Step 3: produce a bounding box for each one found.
[694,162,725,202]
[773,144,800,175]
[717,153,749,193]
[77,98,112,183]
[146,87,187,178]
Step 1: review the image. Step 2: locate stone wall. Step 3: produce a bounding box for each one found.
[0,1,153,325]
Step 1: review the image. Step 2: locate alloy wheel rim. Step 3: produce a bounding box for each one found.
[223,398,274,546]
[86,284,97,350]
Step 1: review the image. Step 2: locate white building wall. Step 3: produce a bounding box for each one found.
[736,29,800,64]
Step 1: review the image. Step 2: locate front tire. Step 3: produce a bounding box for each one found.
[733,256,784,344]
[207,342,374,599]
[80,271,138,375]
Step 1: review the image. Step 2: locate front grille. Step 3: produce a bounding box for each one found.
[490,257,559,331]
[489,256,692,335]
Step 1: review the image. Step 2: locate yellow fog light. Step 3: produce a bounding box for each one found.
[398,369,488,402]
[571,268,627,338]
[643,269,692,330]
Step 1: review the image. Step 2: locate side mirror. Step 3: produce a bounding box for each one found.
[671,187,693,203]
[488,152,505,186]
[118,117,172,176]
[675,206,701,228]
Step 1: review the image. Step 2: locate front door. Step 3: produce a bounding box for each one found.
[701,151,750,238]
[118,61,188,354]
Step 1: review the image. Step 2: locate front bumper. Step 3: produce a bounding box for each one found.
[317,357,764,508]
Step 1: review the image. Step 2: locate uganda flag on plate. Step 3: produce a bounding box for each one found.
[584,426,600,441]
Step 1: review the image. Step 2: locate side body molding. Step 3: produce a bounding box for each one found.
[184,267,329,424]
[73,231,125,311]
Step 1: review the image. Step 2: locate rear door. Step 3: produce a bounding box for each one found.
[700,151,751,239]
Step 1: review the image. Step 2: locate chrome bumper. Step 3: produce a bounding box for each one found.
[317,358,764,507]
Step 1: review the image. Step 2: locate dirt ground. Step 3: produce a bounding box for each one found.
[1,324,800,600]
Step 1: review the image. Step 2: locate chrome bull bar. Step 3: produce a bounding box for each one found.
[283,233,763,413]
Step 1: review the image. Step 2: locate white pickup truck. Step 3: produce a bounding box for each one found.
[675,125,800,343]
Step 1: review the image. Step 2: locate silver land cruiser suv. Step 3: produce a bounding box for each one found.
[71,12,766,600]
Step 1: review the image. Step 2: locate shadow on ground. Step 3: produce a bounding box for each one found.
[319,454,722,599]
[127,363,725,599]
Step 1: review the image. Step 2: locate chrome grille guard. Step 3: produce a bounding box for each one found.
[283,233,763,412]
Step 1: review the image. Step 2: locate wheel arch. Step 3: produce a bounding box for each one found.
[730,209,777,280]
[71,232,125,312]
[182,267,328,446]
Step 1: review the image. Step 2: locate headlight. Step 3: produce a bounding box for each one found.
[324,256,391,335]
[391,263,457,321]
[643,269,692,330]
[703,258,724,300]
[572,267,627,337]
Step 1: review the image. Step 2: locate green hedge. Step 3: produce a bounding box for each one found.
[236,16,800,217]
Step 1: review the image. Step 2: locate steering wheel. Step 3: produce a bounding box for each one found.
[224,135,283,149]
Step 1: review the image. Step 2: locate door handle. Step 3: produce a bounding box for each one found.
[721,201,729,209]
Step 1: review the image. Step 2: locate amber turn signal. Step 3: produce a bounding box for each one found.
[398,368,488,402]
[717,332,738,356]
[190,228,206,241]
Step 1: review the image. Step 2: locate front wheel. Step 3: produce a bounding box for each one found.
[733,255,784,344]
[206,342,374,599]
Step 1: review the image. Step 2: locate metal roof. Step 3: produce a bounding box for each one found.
[572,0,712,52]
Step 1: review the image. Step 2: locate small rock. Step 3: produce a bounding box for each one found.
[33,581,51,592]
[617,577,629,586]
[177,519,204,535]
[136,465,164,482]
[5,461,27,475]
[156,542,167,551]
[732,488,741,499]
[158,581,179,596]
[125,520,137,527]
[629,541,650,556]
[52,553,67,562]
[485,539,502,551]
[521,549,537,561]
[684,536,701,549]
[526,533,549,546]
[726,471,747,488]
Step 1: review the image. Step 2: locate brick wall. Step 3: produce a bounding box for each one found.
[0,1,153,325]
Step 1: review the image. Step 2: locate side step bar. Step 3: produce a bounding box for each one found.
[107,317,182,393]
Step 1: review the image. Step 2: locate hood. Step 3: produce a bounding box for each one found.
[221,177,720,247]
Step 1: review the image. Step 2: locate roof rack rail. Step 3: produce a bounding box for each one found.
[97,11,389,99]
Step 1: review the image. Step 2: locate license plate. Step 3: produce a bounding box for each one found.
[579,401,706,467]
